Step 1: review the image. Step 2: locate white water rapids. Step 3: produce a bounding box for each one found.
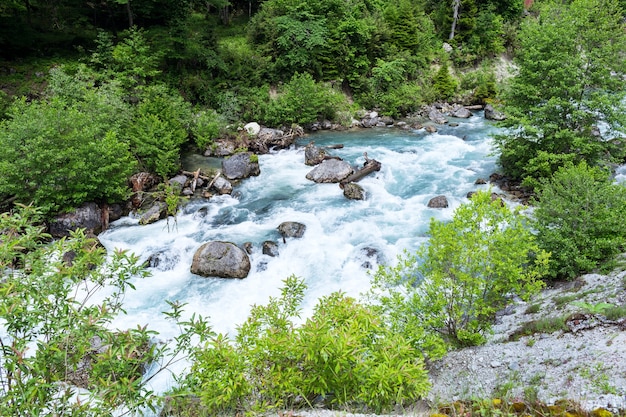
[98,112,502,395]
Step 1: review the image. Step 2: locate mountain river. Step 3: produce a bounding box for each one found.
[98,111,502,394]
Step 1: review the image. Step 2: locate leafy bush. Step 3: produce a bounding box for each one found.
[129,84,192,179]
[191,109,224,151]
[433,61,458,101]
[0,205,163,415]
[372,190,548,347]
[0,96,136,215]
[178,276,430,414]
[262,73,348,126]
[459,64,497,104]
[532,162,626,280]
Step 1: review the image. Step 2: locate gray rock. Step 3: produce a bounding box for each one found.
[380,116,395,125]
[243,122,261,135]
[427,195,449,208]
[425,125,438,133]
[169,175,188,190]
[262,241,279,257]
[278,222,306,239]
[428,107,448,124]
[342,182,365,200]
[305,159,353,183]
[450,106,472,118]
[204,138,236,157]
[48,202,103,238]
[212,176,233,195]
[484,104,506,121]
[304,142,327,166]
[222,152,261,180]
[190,241,251,279]
[139,201,168,225]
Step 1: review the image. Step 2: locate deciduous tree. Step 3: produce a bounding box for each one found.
[495,0,626,186]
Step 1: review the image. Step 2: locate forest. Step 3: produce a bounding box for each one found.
[0,0,626,415]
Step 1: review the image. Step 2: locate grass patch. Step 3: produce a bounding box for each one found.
[604,304,626,321]
[553,288,600,308]
[509,316,569,340]
[525,303,541,314]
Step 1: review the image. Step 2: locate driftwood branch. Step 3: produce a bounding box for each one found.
[340,157,382,185]
[182,170,212,181]
[205,171,222,190]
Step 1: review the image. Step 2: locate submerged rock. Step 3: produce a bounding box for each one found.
[427,195,449,208]
[278,222,306,239]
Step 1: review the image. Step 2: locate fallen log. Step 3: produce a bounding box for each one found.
[190,169,200,193]
[182,170,212,181]
[205,171,222,190]
[340,158,381,186]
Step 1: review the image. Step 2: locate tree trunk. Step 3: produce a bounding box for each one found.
[449,0,461,40]
[340,158,382,185]
[220,5,229,25]
[125,0,134,27]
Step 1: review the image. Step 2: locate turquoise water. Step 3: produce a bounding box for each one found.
[98,111,501,393]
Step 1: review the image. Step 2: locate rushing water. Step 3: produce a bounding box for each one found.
[98,111,501,394]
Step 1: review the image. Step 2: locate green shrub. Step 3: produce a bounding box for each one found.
[263,73,347,126]
[532,162,626,280]
[129,84,192,179]
[0,205,163,415]
[191,109,224,151]
[0,96,136,214]
[372,190,549,348]
[433,61,458,101]
[459,64,497,104]
[178,276,430,414]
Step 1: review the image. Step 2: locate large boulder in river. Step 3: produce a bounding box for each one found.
[450,105,472,118]
[222,152,261,180]
[304,142,327,166]
[427,195,449,208]
[484,104,506,121]
[48,202,103,238]
[305,158,353,183]
[278,222,306,239]
[191,241,251,279]
[139,201,168,225]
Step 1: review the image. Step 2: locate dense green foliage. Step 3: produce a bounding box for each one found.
[0,88,136,214]
[262,73,350,126]
[0,205,161,415]
[174,276,430,414]
[372,191,549,347]
[532,163,626,280]
[495,0,626,187]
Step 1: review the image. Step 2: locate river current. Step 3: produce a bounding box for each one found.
[98,111,501,393]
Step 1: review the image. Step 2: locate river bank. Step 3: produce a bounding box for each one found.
[291,259,626,417]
